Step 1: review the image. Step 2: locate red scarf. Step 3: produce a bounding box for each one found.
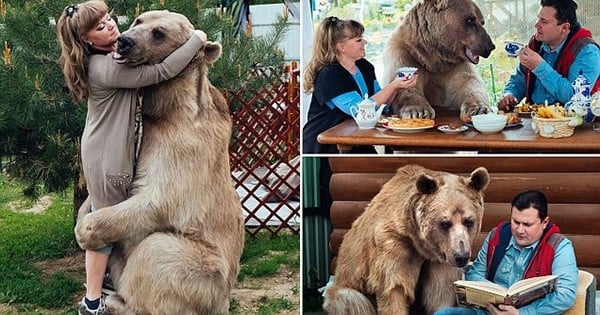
[525,25,600,102]
[486,221,563,280]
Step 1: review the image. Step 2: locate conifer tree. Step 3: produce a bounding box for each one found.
[0,0,289,197]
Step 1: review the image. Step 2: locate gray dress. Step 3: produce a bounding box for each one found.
[82,33,203,209]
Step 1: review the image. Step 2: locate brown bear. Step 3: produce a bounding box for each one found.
[323,164,490,315]
[74,10,244,315]
[383,0,496,122]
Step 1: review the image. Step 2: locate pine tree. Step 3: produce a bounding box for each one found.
[0,0,289,197]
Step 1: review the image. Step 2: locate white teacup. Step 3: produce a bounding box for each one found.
[504,41,524,57]
[397,67,418,79]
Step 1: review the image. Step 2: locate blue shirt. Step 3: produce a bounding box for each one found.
[326,68,382,115]
[465,231,578,315]
[502,39,600,104]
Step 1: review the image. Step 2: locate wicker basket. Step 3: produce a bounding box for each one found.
[531,115,575,138]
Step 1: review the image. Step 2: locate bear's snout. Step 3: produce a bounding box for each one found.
[117,35,135,55]
[454,253,470,267]
[482,41,496,58]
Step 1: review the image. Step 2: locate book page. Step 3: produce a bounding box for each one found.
[454,280,508,296]
[510,281,556,308]
[456,286,506,308]
[507,275,557,296]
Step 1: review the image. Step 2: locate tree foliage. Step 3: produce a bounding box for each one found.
[0,0,289,197]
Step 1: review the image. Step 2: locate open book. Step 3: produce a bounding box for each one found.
[454,274,558,308]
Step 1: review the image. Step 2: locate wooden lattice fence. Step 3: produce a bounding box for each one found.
[227,62,300,236]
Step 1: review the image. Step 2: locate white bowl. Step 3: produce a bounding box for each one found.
[471,114,507,133]
[397,67,418,79]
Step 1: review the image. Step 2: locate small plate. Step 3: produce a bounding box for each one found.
[437,124,468,134]
[465,121,523,129]
[386,125,435,133]
[377,118,389,127]
[515,111,534,116]
[505,121,524,128]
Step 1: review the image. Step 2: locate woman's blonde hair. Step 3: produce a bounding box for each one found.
[303,17,364,92]
[56,1,109,103]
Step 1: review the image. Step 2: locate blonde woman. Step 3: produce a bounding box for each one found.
[56,1,205,314]
[302,16,417,154]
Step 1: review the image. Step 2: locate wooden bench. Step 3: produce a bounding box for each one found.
[327,156,600,292]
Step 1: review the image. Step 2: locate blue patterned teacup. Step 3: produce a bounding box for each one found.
[504,41,524,57]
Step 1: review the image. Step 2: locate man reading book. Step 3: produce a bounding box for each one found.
[435,190,578,315]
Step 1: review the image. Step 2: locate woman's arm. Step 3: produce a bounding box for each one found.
[90,31,205,88]
[371,75,418,105]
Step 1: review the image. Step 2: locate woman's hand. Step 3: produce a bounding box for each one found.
[371,74,418,105]
[389,74,418,90]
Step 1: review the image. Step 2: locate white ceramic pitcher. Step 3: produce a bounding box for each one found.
[350,98,386,129]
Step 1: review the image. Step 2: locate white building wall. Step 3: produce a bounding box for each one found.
[250,3,300,62]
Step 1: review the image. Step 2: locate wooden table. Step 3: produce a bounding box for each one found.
[317,113,600,153]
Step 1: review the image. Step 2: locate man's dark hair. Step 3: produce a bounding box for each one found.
[541,0,578,26]
[511,190,548,220]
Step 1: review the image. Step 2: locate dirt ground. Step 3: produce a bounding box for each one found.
[3,196,300,314]
[232,265,300,314]
[0,251,299,314]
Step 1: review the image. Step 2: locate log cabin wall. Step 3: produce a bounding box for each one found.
[327,156,600,289]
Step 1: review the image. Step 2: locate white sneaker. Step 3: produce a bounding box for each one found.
[78,296,108,315]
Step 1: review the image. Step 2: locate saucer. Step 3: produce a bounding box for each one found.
[437,124,468,134]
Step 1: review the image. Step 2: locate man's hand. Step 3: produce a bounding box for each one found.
[486,303,519,315]
[497,94,519,111]
[518,47,543,71]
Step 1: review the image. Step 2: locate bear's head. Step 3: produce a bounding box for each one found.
[423,0,495,64]
[113,10,221,66]
[410,166,489,267]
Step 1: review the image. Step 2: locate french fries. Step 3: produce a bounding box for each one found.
[536,105,568,118]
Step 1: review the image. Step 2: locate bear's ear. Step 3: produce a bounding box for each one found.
[468,167,489,192]
[416,174,438,195]
[425,0,450,10]
[203,42,222,64]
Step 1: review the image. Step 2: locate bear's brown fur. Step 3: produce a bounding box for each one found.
[383,0,496,122]
[324,165,490,315]
[74,10,244,315]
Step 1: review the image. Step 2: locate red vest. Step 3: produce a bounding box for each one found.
[486,221,563,281]
[525,26,600,102]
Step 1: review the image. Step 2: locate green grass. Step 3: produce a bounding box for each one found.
[0,176,80,311]
[239,231,300,281]
[256,296,295,315]
[0,174,300,314]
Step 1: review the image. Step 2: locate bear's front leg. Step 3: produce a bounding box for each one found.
[420,262,463,314]
[376,285,413,315]
[75,209,119,250]
[460,100,491,122]
[451,69,492,121]
[391,89,436,119]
